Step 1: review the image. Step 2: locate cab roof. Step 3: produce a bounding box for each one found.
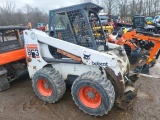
[49,2,103,14]
[0,26,28,32]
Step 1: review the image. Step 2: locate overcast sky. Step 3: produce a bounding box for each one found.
[0,0,82,13]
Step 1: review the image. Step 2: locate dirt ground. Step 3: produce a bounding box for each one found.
[0,72,160,120]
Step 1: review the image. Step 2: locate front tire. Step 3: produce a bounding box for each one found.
[71,71,115,116]
[32,67,66,103]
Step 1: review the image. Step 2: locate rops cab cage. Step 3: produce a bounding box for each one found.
[0,26,28,53]
[49,2,106,50]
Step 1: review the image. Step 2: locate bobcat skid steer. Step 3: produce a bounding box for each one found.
[24,2,139,116]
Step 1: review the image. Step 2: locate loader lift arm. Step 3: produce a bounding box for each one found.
[24,29,120,73]
[116,30,160,64]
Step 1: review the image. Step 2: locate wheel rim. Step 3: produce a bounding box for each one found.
[37,78,52,97]
[79,86,102,108]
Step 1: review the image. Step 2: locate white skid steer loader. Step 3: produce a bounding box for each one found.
[24,2,140,116]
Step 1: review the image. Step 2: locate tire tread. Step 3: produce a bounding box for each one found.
[32,67,66,103]
[71,71,115,116]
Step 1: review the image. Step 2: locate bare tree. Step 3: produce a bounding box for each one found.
[23,4,33,22]
[0,0,16,25]
[1,0,160,26]
[153,0,160,16]
[0,1,49,26]
[0,0,16,14]
[103,0,116,14]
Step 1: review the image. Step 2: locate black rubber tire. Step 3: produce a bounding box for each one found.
[0,75,10,92]
[32,67,66,103]
[71,71,115,116]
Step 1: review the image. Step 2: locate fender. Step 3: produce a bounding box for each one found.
[104,67,125,105]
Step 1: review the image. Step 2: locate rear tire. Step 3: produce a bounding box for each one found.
[0,75,10,91]
[71,71,115,116]
[32,67,66,103]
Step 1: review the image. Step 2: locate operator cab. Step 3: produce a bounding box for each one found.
[0,26,28,53]
[49,2,106,52]
[132,15,145,29]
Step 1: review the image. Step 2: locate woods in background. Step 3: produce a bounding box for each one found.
[0,1,49,27]
[0,0,160,26]
[82,0,160,20]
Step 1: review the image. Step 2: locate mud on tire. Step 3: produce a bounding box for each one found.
[32,67,66,103]
[0,75,10,92]
[71,71,115,116]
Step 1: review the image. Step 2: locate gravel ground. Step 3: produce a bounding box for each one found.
[0,73,160,120]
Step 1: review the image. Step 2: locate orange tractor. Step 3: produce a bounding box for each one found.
[0,26,28,91]
[114,30,160,74]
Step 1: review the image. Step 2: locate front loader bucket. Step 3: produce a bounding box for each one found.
[117,74,142,109]
[117,90,137,109]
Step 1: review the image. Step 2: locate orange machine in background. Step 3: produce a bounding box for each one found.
[0,26,28,91]
[116,30,160,64]
[116,30,160,74]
